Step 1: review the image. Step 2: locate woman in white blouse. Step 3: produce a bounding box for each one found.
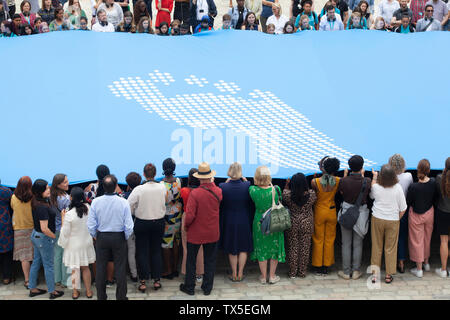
[97,0,124,27]
[58,187,96,299]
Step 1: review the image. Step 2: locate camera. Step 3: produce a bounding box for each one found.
[173,28,180,35]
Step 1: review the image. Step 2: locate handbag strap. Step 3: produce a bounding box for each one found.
[354,178,367,208]
[270,184,281,207]
[200,185,220,203]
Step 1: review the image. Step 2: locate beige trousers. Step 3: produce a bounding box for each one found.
[370,216,400,275]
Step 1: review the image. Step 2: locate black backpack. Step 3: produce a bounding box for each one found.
[338,178,367,230]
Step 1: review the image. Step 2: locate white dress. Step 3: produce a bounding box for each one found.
[58,205,96,269]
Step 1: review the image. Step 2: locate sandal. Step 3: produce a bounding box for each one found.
[237,275,245,282]
[86,291,93,299]
[24,281,29,289]
[138,280,147,293]
[371,274,377,284]
[385,275,394,284]
[153,280,162,291]
[72,289,80,300]
[3,279,12,285]
[228,275,238,282]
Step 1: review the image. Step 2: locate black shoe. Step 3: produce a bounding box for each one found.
[49,290,64,300]
[323,267,328,275]
[203,290,211,296]
[162,273,174,280]
[106,280,115,287]
[172,271,179,278]
[179,284,194,296]
[130,276,138,283]
[29,288,47,297]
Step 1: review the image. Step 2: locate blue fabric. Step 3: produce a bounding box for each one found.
[55,195,70,232]
[88,194,134,239]
[261,0,274,18]
[0,31,449,187]
[397,209,408,261]
[29,230,55,293]
[218,180,254,255]
[0,186,13,253]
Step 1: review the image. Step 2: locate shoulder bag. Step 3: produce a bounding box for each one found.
[338,178,367,230]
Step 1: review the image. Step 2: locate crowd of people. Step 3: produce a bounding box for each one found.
[1,0,449,36]
[0,154,449,299]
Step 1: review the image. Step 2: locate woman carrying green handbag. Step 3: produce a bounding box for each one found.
[249,166,286,285]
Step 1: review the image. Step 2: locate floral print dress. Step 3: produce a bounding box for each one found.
[249,185,285,262]
[161,178,183,249]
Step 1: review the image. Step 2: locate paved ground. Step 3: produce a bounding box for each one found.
[1,252,449,300]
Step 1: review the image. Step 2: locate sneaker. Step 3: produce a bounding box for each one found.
[410,268,423,278]
[130,276,138,283]
[423,264,430,272]
[268,275,280,284]
[259,276,267,284]
[196,275,203,283]
[106,280,115,288]
[338,271,350,280]
[352,271,361,280]
[435,268,448,278]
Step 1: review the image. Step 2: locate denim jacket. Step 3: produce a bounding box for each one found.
[228,5,249,29]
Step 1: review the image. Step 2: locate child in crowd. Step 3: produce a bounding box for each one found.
[137,16,154,33]
[346,11,366,29]
[79,16,89,30]
[283,21,295,33]
[194,15,212,33]
[266,23,275,34]
[218,13,232,30]
[179,23,190,35]
[158,20,170,35]
[394,14,415,33]
[33,16,42,33]
[372,16,388,31]
[297,14,315,31]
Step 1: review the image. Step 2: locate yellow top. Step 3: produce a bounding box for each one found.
[10,194,34,230]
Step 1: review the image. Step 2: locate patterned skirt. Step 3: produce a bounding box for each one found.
[13,229,33,261]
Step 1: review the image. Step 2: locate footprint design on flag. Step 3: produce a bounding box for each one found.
[108,70,375,171]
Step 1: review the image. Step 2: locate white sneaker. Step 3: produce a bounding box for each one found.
[337,271,350,280]
[410,268,423,278]
[435,268,448,278]
[423,264,430,272]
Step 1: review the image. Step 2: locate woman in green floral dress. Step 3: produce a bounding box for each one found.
[249,166,285,284]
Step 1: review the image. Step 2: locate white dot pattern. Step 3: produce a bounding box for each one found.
[109,70,376,170]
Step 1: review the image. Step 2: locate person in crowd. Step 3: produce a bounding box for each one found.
[241,11,260,30]
[348,0,373,11]
[79,15,89,29]
[266,22,275,33]
[137,15,154,32]
[174,0,190,25]
[311,157,340,275]
[378,0,400,29]
[20,22,34,34]
[296,14,315,30]
[33,16,42,31]
[133,0,152,19]
[88,175,133,300]
[434,157,450,278]
[217,13,232,29]
[160,159,183,279]
[0,1,10,24]
[37,0,54,25]
[370,165,407,284]
[291,0,302,20]
[179,162,222,296]
[50,174,70,289]
[266,3,288,34]
[391,0,413,28]
[97,0,123,28]
[121,172,141,282]
[416,4,442,30]
[116,10,136,31]
[155,0,173,29]
[394,15,415,33]
[249,166,285,284]
[283,173,317,278]
[410,0,428,23]
[388,153,413,274]
[354,0,372,28]
[84,165,118,288]
[10,177,34,288]
[319,4,344,30]
[28,179,64,299]
[11,13,22,34]
[0,180,13,286]
[337,155,371,280]
[38,20,50,31]
[169,18,180,33]
[65,0,87,29]
[0,20,17,36]
[49,7,72,30]
[442,10,450,30]
[260,0,277,32]
[294,0,318,30]
[319,0,349,27]
[426,0,448,21]
[180,21,191,33]
[128,164,167,292]
[133,0,150,25]
[5,0,15,16]
[228,0,248,29]
[180,169,204,283]
[190,0,217,31]
[283,20,295,32]
[346,11,367,28]
[406,159,436,278]
[157,20,169,33]
[245,0,261,19]
[19,1,37,28]
[371,15,388,30]
[58,187,95,299]
[115,0,130,13]
[194,14,212,32]
[219,163,253,282]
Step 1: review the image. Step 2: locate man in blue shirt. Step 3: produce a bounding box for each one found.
[88,175,134,300]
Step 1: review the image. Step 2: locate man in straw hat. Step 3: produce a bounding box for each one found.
[179,162,222,296]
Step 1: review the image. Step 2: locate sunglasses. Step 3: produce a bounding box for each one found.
[426,9,434,12]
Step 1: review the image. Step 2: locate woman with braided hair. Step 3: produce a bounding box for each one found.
[435,157,450,278]
[311,156,340,275]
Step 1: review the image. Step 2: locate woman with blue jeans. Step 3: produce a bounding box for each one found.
[29,179,64,299]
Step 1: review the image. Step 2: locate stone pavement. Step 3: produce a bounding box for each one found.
[1,257,449,301]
